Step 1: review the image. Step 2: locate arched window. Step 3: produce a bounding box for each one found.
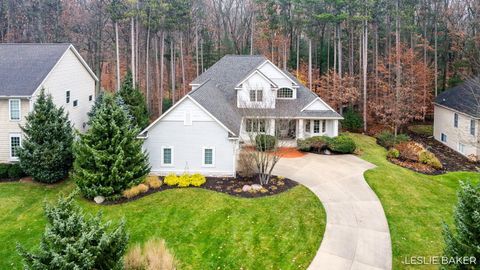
[277,87,293,98]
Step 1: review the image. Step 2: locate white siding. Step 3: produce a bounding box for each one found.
[33,48,95,132]
[258,61,294,88]
[237,72,275,108]
[303,99,330,111]
[143,98,237,176]
[434,105,479,157]
[0,98,29,163]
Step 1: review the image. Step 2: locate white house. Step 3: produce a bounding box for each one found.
[139,55,342,176]
[0,43,97,163]
[433,78,479,159]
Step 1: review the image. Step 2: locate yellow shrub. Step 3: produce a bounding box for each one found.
[145,175,162,189]
[123,186,141,199]
[124,240,176,270]
[418,150,443,169]
[177,174,191,187]
[190,173,206,187]
[124,244,144,270]
[137,183,149,193]
[164,174,179,186]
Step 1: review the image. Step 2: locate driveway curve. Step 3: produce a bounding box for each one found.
[273,153,392,270]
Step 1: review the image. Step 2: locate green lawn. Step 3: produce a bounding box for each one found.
[408,124,433,136]
[0,180,325,270]
[348,133,479,269]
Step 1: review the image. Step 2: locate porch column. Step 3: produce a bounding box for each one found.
[298,119,304,139]
[268,119,275,135]
[333,120,339,136]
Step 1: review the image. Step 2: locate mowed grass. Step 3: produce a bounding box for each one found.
[0,180,325,270]
[408,124,434,136]
[348,133,479,269]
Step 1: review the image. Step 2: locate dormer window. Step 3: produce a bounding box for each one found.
[249,90,263,102]
[277,87,293,98]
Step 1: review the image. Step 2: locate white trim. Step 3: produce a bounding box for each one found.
[161,146,174,167]
[9,133,22,161]
[301,97,336,112]
[256,60,298,86]
[434,103,480,119]
[31,45,98,98]
[235,69,278,89]
[9,99,21,121]
[458,142,465,154]
[276,87,295,99]
[201,147,215,167]
[138,95,236,137]
[0,95,31,98]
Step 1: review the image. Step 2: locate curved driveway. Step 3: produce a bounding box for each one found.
[273,153,392,270]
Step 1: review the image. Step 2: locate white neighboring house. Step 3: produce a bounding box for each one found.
[139,55,342,177]
[433,79,480,159]
[0,43,98,163]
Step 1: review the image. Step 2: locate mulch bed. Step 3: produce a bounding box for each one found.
[408,132,480,173]
[0,178,19,183]
[388,157,441,175]
[102,175,298,205]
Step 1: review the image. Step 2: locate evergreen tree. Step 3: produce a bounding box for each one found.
[73,93,150,199]
[18,89,74,183]
[117,70,150,129]
[443,181,480,269]
[17,191,128,270]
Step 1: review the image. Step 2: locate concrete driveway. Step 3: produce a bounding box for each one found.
[273,153,392,270]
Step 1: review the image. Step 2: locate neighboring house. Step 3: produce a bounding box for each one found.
[139,55,342,176]
[433,79,480,159]
[0,43,98,163]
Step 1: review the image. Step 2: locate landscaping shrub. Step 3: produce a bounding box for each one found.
[255,134,277,151]
[124,239,176,270]
[8,163,25,179]
[164,174,179,186]
[418,150,443,169]
[237,151,256,177]
[123,186,141,199]
[297,136,330,152]
[137,183,149,193]
[0,164,9,179]
[17,192,128,269]
[376,131,410,148]
[145,176,162,189]
[177,174,191,187]
[340,108,363,131]
[327,135,356,154]
[190,173,207,187]
[395,141,424,162]
[18,89,74,183]
[387,148,400,159]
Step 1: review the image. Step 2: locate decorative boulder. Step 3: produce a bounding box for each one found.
[324,149,331,155]
[242,185,252,192]
[251,184,263,191]
[94,196,105,204]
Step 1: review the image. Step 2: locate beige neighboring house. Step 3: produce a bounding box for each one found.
[0,43,98,163]
[433,79,480,159]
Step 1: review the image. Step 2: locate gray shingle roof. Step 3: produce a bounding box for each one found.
[434,78,480,118]
[188,55,342,136]
[0,43,72,96]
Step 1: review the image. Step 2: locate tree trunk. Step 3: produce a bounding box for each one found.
[296,34,300,77]
[363,20,368,132]
[115,21,120,92]
[434,0,438,96]
[308,38,312,90]
[250,13,254,55]
[146,17,151,110]
[180,33,186,96]
[195,28,199,77]
[395,0,401,137]
[131,17,135,89]
[160,32,165,114]
[171,35,175,104]
[155,34,160,116]
[337,23,342,79]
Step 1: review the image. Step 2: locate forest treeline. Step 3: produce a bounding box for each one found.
[0,0,478,131]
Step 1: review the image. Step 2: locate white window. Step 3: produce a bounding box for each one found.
[9,134,21,160]
[313,120,320,133]
[249,89,263,102]
[184,111,192,125]
[454,113,458,128]
[245,119,266,132]
[458,143,465,154]
[471,120,476,136]
[441,133,447,142]
[202,147,215,167]
[305,120,311,132]
[277,87,293,98]
[66,90,71,103]
[9,99,20,121]
[161,146,173,166]
[73,100,78,107]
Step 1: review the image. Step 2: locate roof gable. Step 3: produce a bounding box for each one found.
[0,43,97,97]
[235,69,278,89]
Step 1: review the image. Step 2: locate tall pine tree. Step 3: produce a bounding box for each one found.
[18,89,74,183]
[117,70,150,129]
[443,181,480,268]
[73,93,150,199]
[17,191,128,269]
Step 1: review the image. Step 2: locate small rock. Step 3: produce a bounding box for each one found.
[94,196,105,204]
[242,185,252,192]
[324,149,331,155]
[251,184,262,191]
[233,188,243,193]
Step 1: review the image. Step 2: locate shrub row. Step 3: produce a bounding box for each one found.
[376,131,410,148]
[297,134,356,154]
[164,173,206,187]
[123,183,150,199]
[387,141,442,169]
[0,163,25,180]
